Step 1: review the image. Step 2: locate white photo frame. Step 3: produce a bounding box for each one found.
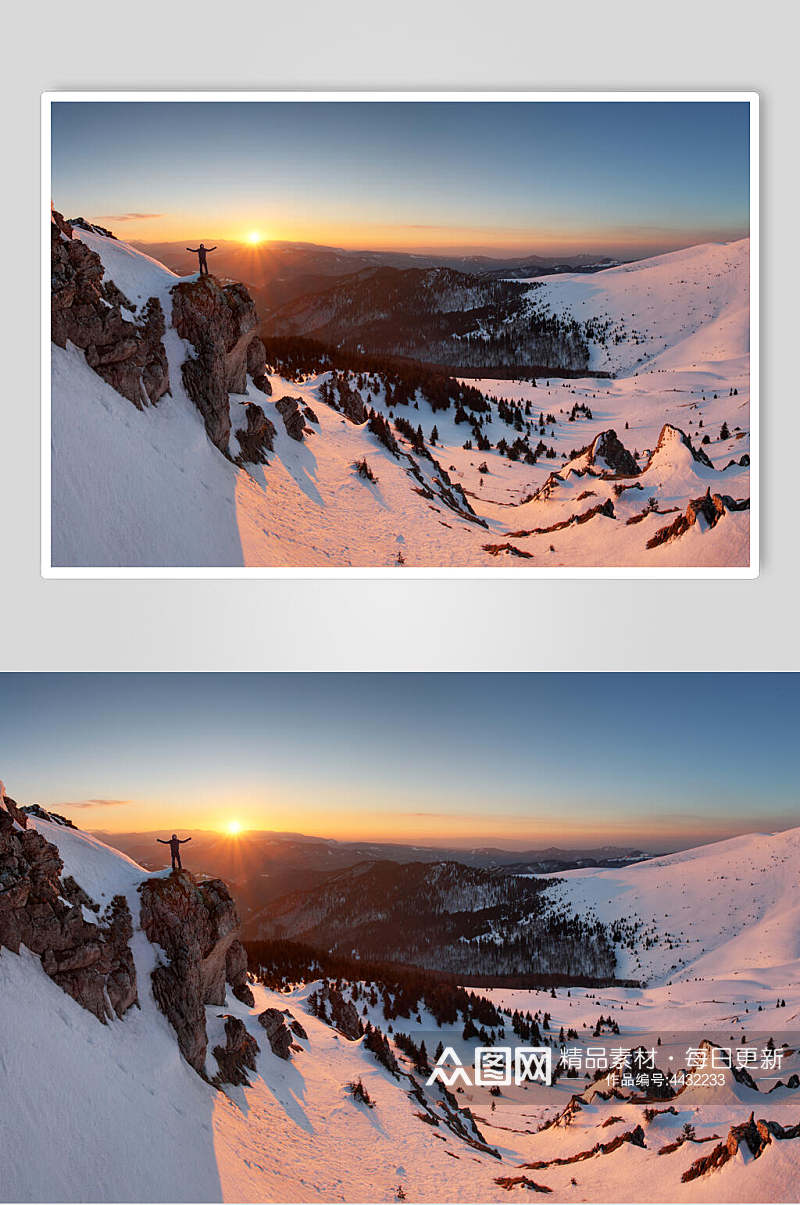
[42,91,758,579]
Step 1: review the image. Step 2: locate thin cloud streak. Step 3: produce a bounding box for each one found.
[96,213,163,222]
[56,798,132,809]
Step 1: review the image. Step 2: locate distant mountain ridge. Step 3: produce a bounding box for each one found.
[248,858,618,980]
[260,265,593,373]
[131,237,627,314]
[92,827,652,909]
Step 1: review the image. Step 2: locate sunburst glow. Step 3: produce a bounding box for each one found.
[245,230,263,245]
[226,820,242,835]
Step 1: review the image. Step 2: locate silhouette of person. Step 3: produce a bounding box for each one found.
[157,833,192,871]
[186,243,216,276]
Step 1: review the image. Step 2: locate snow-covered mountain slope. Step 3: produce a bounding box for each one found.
[544,826,800,987]
[51,227,751,569]
[0,814,505,1202]
[4,811,800,1203]
[526,239,749,378]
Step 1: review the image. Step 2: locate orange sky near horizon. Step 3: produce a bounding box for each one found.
[53,792,773,853]
[91,213,747,258]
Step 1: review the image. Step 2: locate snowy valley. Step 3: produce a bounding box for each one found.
[50,214,751,570]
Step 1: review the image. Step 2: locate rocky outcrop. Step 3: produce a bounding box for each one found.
[316,984,362,1039]
[337,381,368,425]
[769,1073,800,1091]
[41,893,137,1021]
[626,1047,676,1100]
[212,1015,260,1085]
[523,1124,646,1170]
[51,208,169,408]
[681,1113,800,1182]
[495,1176,552,1193]
[138,871,239,1073]
[246,336,272,394]
[506,498,616,542]
[589,429,640,477]
[171,277,259,453]
[68,216,117,240]
[0,792,137,1021]
[555,430,638,481]
[233,404,276,465]
[647,488,750,549]
[288,1014,308,1040]
[257,1007,294,1059]
[225,939,255,1006]
[21,804,76,828]
[532,431,638,506]
[644,424,715,471]
[482,542,534,559]
[275,397,307,442]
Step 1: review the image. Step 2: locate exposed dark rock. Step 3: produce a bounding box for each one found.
[139,871,239,1073]
[495,1176,553,1193]
[732,1063,760,1092]
[0,793,137,1021]
[482,542,535,559]
[413,1075,498,1156]
[646,488,750,549]
[51,208,169,408]
[621,1047,676,1101]
[61,875,100,912]
[430,457,479,519]
[506,499,616,542]
[523,1125,645,1169]
[337,381,368,425]
[645,424,715,471]
[171,276,259,452]
[212,1014,260,1085]
[246,336,272,394]
[274,396,307,441]
[681,1113,800,1182]
[288,1015,309,1041]
[101,279,135,312]
[589,429,640,477]
[68,216,117,239]
[234,404,276,464]
[303,404,319,424]
[225,938,255,1007]
[769,1073,800,1092]
[21,804,76,828]
[257,1007,294,1059]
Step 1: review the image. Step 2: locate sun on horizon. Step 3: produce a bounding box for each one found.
[245,230,263,245]
[225,819,242,835]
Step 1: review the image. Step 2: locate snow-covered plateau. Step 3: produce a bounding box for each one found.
[50,218,751,569]
[2,788,798,1204]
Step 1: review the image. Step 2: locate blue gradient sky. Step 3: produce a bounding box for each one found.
[0,674,794,850]
[50,100,750,255]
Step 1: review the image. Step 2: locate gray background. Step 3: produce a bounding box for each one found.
[2,0,797,670]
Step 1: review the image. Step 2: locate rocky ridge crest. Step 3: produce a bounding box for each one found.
[51,208,169,409]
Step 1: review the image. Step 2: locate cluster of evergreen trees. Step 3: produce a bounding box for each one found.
[260,337,490,415]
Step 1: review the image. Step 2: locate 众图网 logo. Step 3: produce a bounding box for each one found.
[426,1046,553,1088]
